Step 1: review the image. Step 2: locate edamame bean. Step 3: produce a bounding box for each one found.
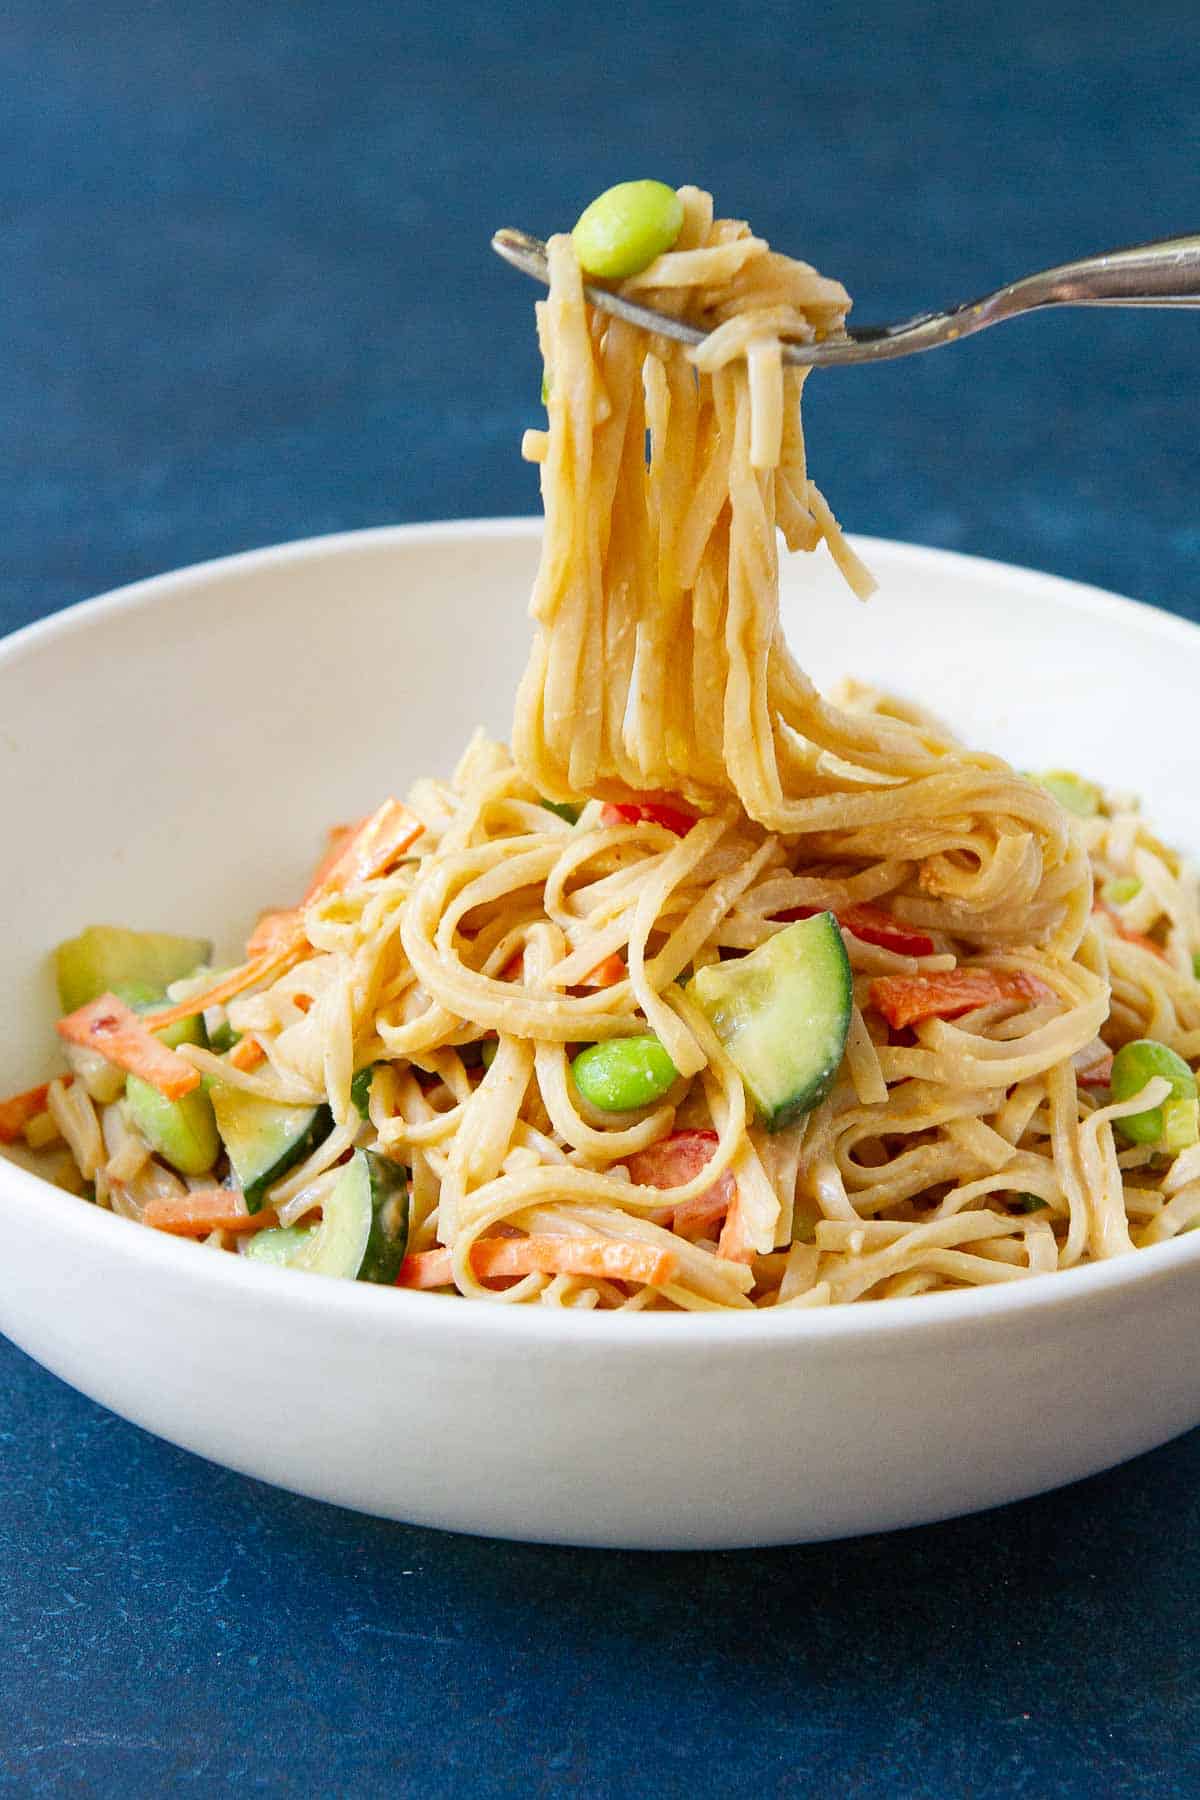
[1110,1038,1198,1147]
[1031,770,1100,818]
[572,181,684,280]
[571,1033,678,1110]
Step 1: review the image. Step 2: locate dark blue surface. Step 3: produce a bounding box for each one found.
[3,2,1200,1793]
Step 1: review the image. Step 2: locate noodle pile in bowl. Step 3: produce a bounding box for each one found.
[9,185,1200,1310]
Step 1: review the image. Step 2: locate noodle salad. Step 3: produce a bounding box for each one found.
[6,181,1200,1312]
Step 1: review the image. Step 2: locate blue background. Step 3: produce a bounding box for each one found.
[3,2,1199,1793]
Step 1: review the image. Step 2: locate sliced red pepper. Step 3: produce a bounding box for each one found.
[625,1128,736,1239]
[869,969,1054,1032]
[777,901,935,959]
[1077,1054,1114,1089]
[599,796,697,837]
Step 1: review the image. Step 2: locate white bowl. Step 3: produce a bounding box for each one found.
[4,520,1200,1550]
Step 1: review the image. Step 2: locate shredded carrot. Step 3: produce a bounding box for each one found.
[869,968,1054,1032]
[148,804,422,1037]
[398,1246,455,1287]
[1094,900,1169,962]
[227,1036,267,1072]
[142,1190,272,1236]
[717,1193,756,1264]
[143,944,303,1032]
[397,1234,677,1289]
[578,951,626,988]
[300,818,366,902]
[0,1079,68,1145]
[246,908,306,959]
[56,995,200,1099]
[305,798,423,902]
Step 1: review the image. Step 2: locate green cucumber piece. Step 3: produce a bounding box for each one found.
[686,913,852,1131]
[113,979,206,1052]
[55,926,211,1015]
[244,1223,318,1267]
[209,1085,331,1213]
[290,1149,409,1282]
[124,1075,220,1177]
[165,967,238,1050]
[350,1064,377,1120]
[358,1151,410,1283]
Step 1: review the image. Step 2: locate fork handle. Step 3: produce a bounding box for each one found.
[1004,234,1200,313]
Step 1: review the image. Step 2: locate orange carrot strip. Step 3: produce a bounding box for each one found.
[578,952,626,989]
[301,818,366,902]
[717,1193,756,1265]
[474,1235,676,1284]
[304,798,423,903]
[397,1246,455,1288]
[143,944,304,1032]
[0,1079,68,1145]
[246,907,306,959]
[56,995,200,1099]
[142,1191,272,1236]
[227,1036,267,1072]
[869,969,1053,1032]
[1094,900,1169,962]
[397,1235,677,1289]
[172,805,423,1021]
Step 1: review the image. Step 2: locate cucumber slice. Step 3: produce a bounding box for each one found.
[244,1223,318,1267]
[357,1152,410,1283]
[114,979,206,1052]
[290,1150,409,1282]
[55,926,212,1015]
[350,1064,377,1120]
[209,1085,331,1213]
[124,1076,220,1177]
[165,968,237,1051]
[686,913,852,1131]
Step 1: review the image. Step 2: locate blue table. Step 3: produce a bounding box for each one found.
[4,3,1199,1792]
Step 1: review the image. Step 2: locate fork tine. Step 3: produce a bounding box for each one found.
[491,227,855,366]
[492,228,710,351]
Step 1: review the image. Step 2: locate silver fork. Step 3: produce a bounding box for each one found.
[492,227,1200,367]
